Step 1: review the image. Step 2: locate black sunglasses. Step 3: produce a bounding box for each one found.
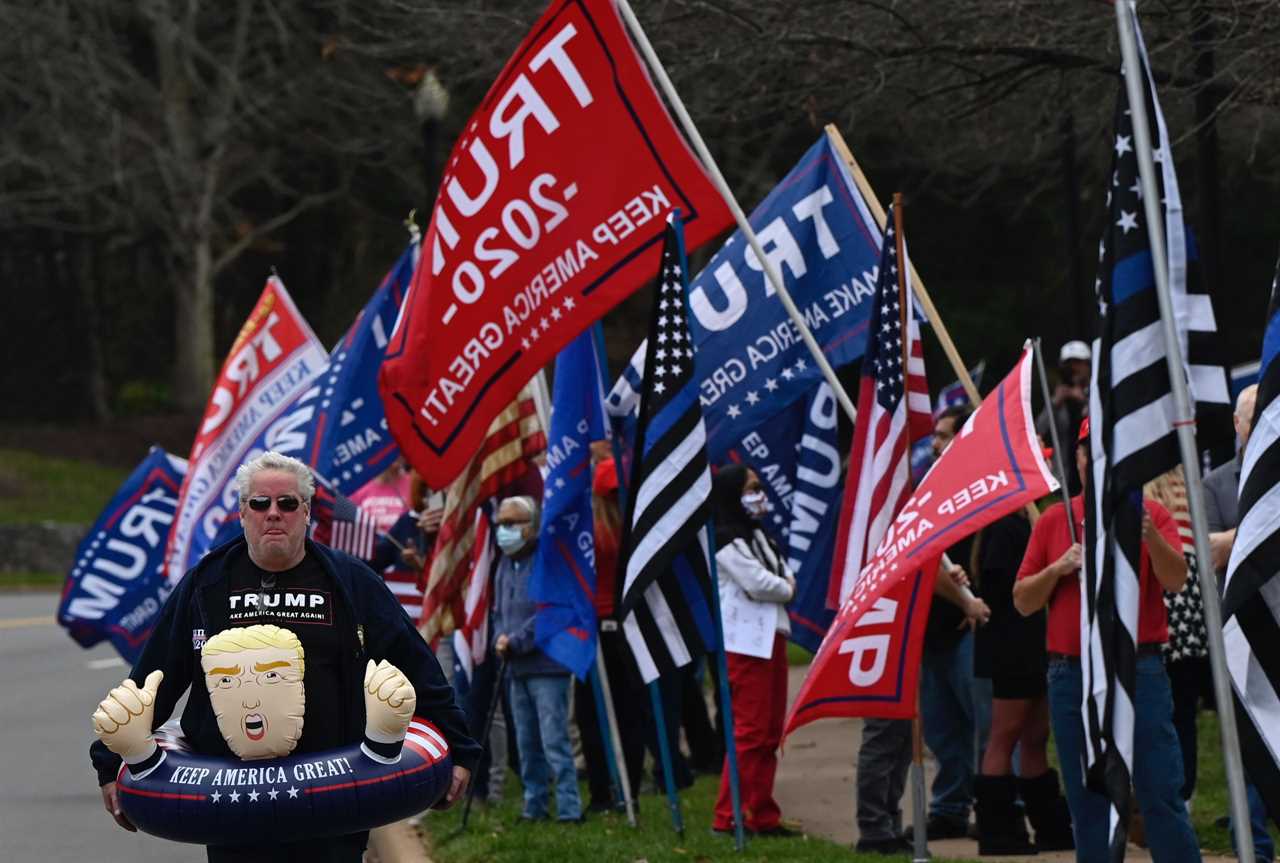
[246,495,303,513]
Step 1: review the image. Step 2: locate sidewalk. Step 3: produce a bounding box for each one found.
[774,665,1236,862]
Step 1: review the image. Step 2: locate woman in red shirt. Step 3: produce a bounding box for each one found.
[1013,420,1200,862]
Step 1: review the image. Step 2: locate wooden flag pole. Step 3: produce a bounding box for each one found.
[1114,3,1253,859]
[615,0,857,427]
[893,194,930,863]
[829,126,1038,526]
[824,125,978,406]
[589,649,637,827]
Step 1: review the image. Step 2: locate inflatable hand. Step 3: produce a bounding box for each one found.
[92,670,163,764]
[363,659,416,744]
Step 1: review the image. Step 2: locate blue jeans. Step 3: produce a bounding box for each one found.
[509,673,582,821]
[1047,655,1201,862]
[920,632,975,820]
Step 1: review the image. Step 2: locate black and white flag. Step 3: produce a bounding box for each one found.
[617,214,719,684]
[1222,249,1280,822]
[1081,5,1186,858]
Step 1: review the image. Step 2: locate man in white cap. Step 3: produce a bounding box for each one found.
[1036,340,1091,458]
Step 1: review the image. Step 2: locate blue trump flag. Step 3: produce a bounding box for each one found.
[723,383,842,652]
[531,330,610,680]
[58,448,188,661]
[306,240,418,494]
[203,241,419,553]
[608,134,882,462]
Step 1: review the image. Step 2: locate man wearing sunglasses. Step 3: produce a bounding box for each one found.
[90,451,479,862]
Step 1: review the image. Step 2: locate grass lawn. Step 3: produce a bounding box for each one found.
[0,570,62,590]
[1191,710,1280,855]
[0,448,127,524]
[420,772,978,863]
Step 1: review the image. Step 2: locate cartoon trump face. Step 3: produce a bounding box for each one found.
[200,624,305,760]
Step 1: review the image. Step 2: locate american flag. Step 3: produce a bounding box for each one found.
[827,203,932,608]
[1081,9,1186,856]
[418,387,545,642]
[1222,249,1280,821]
[312,485,378,560]
[453,506,497,683]
[617,214,718,684]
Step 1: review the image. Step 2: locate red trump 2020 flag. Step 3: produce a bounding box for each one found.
[785,344,1058,735]
[380,0,732,488]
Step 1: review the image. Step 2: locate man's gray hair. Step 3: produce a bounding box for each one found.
[236,451,316,503]
[501,495,540,527]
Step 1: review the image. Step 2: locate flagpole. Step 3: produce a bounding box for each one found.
[1115,3,1253,860]
[614,0,857,427]
[825,125,979,406]
[648,680,685,837]
[828,125,1038,531]
[600,333,683,838]
[893,194,929,863]
[591,641,637,826]
[1033,338,1078,546]
[703,523,748,851]
[592,321,639,828]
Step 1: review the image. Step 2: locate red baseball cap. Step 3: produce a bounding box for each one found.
[593,458,619,495]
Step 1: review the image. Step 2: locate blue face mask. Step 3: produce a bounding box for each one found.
[496,524,527,556]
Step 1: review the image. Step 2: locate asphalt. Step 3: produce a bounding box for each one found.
[0,590,202,863]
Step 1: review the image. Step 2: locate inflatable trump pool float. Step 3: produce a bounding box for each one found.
[91,625,452,845]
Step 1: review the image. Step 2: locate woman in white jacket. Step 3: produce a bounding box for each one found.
[710,464,799,838]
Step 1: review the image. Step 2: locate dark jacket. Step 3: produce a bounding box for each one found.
[1201,455,1241,534]
[90,538,480,786]
[491,552,569,679]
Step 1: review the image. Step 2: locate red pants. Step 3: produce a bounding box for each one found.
[713,633,788,832]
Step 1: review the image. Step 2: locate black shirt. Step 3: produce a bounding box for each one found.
[224,552,348,753]
[974,512,1044,680]
[924,535,974,650]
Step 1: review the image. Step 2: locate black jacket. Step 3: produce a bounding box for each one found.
[90,537,480,786]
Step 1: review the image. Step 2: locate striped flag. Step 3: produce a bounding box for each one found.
[617,214,719,684]
[826,203,932,608]
[1222,250,1280,821]
[311,484,378,560]
[453,507,497,683]
[1080,10,1186,855]
[1127,16,1229,415]
[418,388,545,642]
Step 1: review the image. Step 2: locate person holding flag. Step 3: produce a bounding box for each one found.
[709,464,799,837]
[1012,420,1197,861]
[530,329,613,812]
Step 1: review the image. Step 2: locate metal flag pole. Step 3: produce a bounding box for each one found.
[598,323,683,837]
[1114,2,1253,859]
[458,659,509,833]
[591,640,637,826]
[703,523,748,851]
[614,0,857,427]
[892,193,929,863]
[1034,338,1078,545]
[649,680,686,837]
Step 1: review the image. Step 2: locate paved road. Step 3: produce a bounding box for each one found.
[0,591,202,863]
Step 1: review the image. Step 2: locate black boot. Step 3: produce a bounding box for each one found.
[1018,769,1074,852]
[975,774,1036,856]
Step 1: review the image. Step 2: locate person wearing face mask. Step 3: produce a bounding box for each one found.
[709,464,800,838]
[491,495,583,824]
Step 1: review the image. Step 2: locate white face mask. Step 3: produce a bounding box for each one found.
[741,491,768,519]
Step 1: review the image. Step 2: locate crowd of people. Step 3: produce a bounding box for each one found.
[93,340,1273,863]
[339,344,1274,861]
